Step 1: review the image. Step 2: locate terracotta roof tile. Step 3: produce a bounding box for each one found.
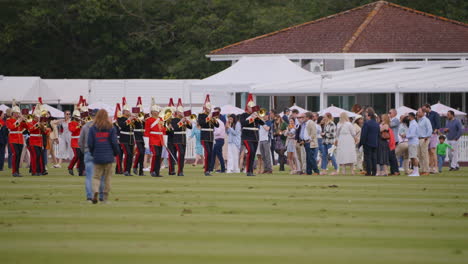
[210,1,468,55]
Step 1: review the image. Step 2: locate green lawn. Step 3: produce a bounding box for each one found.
[1,164,467,264]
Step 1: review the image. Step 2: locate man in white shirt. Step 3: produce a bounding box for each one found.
[257,115,272,173]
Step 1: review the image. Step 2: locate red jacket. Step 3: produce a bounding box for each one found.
[27,121,43,147]
[69,121,81,148]
[6,118,28,144]
[144,117,166,146]
[389,128,396,151]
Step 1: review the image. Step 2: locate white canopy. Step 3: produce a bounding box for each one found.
[0,104,10,112]
[280,104,308,116]
[191,56,314,106]
[431,102,466,116]
[219,104,244,115]
[40,79,90,104]
[319,105,356,118]
[42,104,65,118]
[396,106,417,118]
[251,61,468,95]
[0,77,41,103]
[87,102,115,115]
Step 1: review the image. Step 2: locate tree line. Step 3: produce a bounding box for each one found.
[1,0,467,79]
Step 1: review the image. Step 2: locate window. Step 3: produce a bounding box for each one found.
[306,96,320,112]
[450,93,463,111]
[328,95,355,111]
[295,96,306,108]
[276,96,293,112]
[256,96,270,110]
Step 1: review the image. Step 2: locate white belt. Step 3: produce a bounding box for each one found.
[150,131,163,135]
[9,131,23,134]
[30,134,42,137]
[120,131,134,135]
[71,136,80,139]
[134,129,144,132]
[201,128,213,131]
[174,131,186,134]
[243,127,259,131]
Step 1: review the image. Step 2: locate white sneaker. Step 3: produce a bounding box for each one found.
[143,168,150,172]
[408,172,420,177]
[53,164,61,168]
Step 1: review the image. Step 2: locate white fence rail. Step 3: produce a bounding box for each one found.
[24,135,468,163]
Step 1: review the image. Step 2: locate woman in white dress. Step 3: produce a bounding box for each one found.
[335,112,357,175]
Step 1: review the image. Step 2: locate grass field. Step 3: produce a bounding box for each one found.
[1,164,468,264]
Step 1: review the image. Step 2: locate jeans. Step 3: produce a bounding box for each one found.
[84,152,103,200]
[321,143,338,170]
[211,138,225,172]
[304,143,320,174]
[437,154,445,172]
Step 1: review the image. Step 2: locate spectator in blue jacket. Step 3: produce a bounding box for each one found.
[88,109,119,204]
[359,108,380,176]
[443,110,463,171]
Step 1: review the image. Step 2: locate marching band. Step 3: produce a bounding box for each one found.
[3,93,265,178]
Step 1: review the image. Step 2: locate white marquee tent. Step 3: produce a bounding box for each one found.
[190,56,314,106]
[251,61,468,110]
[0,104,9,112]
[319,105,356,118]
[0,76,41,103]
[431,102,467,116]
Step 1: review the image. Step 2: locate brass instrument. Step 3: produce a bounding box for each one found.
[137,112,145,122]
[189,114,197,122]
[257,108,267,118]
[159,107,173,130]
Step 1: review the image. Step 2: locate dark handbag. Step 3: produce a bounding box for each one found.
[381,130,390,140]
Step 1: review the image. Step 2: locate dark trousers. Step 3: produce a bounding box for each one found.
[132,141,145,173]
[9,143,23,174]
[211,138,225,172]
[201,140,213,173]
[243,140,258,174]
[364,145,377,176]
[0,143,5,170]
[150,145,162,175]
[8,143,12,168]
[68,147,84,175]
[115,144,123,174]
[167,142,176,174]
[120,143,134,173]
[174,143,186,174]
[389,149,399,174]
[29,145,44,174]
[304,143,320,174]
[270,139,276,165]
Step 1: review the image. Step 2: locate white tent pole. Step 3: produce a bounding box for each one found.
[188,81,193,111]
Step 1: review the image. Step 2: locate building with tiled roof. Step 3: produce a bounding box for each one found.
[206,1,468,114]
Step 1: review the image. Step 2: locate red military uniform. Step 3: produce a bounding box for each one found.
[68,121,81,148]
[6,118,28,145]
[27,121,43,147]
[144,116,166,176]
[144,117,165,146]
[67,120,84,176]
[27,120,47,175]
[6,118,28,175]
